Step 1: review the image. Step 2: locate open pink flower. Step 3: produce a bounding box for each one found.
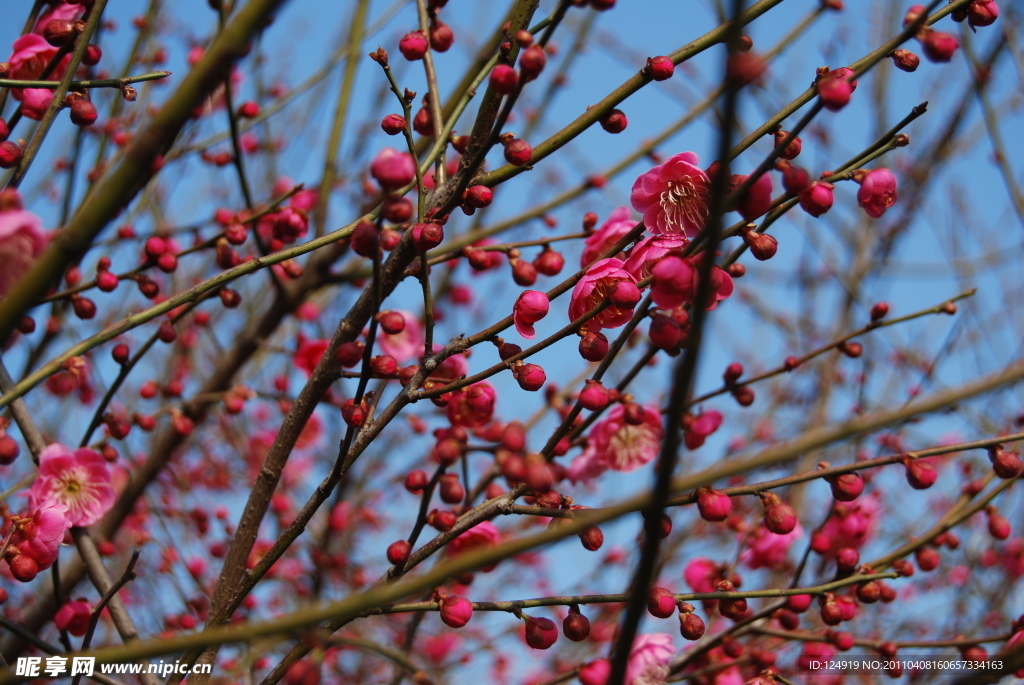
[569,258,639,331]
[568,404,664,482]
[29,443,115,527]
[34,2,85,33]
[683,410,723,450]
[446,382,496,427]
[378,310,424,362]
[712,667,743,685]
[623,235,687,280]
[650,255,733,311]
[447,521,500,573]
[856,168,898,218]
[581,207,635,267]
[10,500,71,569]
[631,152,711,237]
[513,290,550,339]
[55,600,92,637]
[740,522,804,570]
[0,208,48,297]
[624,633,675,685]
[8,34,71,120]
[816,495,880,555]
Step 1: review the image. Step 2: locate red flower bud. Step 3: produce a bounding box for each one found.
[342,399,367,427]
[761,492,798,534]
[439,474,465,504]
[828,472,864,502]
[647,55,675,81]
[904,458,937,490]
[439,594,473,628]
[649,313,681,350]
[988,448,1022,479]
[378,310,406,335]
[915,547,940,571]
[856,580,881,604]
[519,45,547,80]
[579,380,610,411]
[515,363,546,391]
[773,131,802,160]
[0,436,19,465]
[578,525,604,551]
[835,547,859,572]
[987,510,1011,540]
[381,113,406,135]
[563,605,590,641]
[0,142,23,169]
[717,580,747,620]
[523,615,558,649]
[387,539,411,565]
[679,606,706,640]
[579,331,609,361]
[599,109,628,134]
[429,20,454,52]
[921,30,959,63]
[504,138,532,166]
[697,488,733,522]
[69,98,98,127]
[490,64,519,94]
[411,222,444,252]
[404,469,428,493]
[891,49,920,72]
[533,247,564,276]
[820,595,843,626]
[399,31,428,60]
[647,587,677,618]
[336,341,365,367]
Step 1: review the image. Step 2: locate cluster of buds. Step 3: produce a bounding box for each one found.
[722,362,755,407]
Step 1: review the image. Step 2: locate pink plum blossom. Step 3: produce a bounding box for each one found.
[625,633,675,685]
[7,34,70,120]
[447,521,500,571]
[34,2,84,32]
[29,443,115,527]
[816,495,881,555]
[712,666,744,685]
[740,522,804,570]
[10,500,71,569]
[684,410,723,450]
[623,235,687,280]
[378,310,424,362]
[569,258,640,331]
[0,208,48,297]
[581,207,636,267]
[650,255,733,311]
[631,152,711,236]
[568,404,664,482]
